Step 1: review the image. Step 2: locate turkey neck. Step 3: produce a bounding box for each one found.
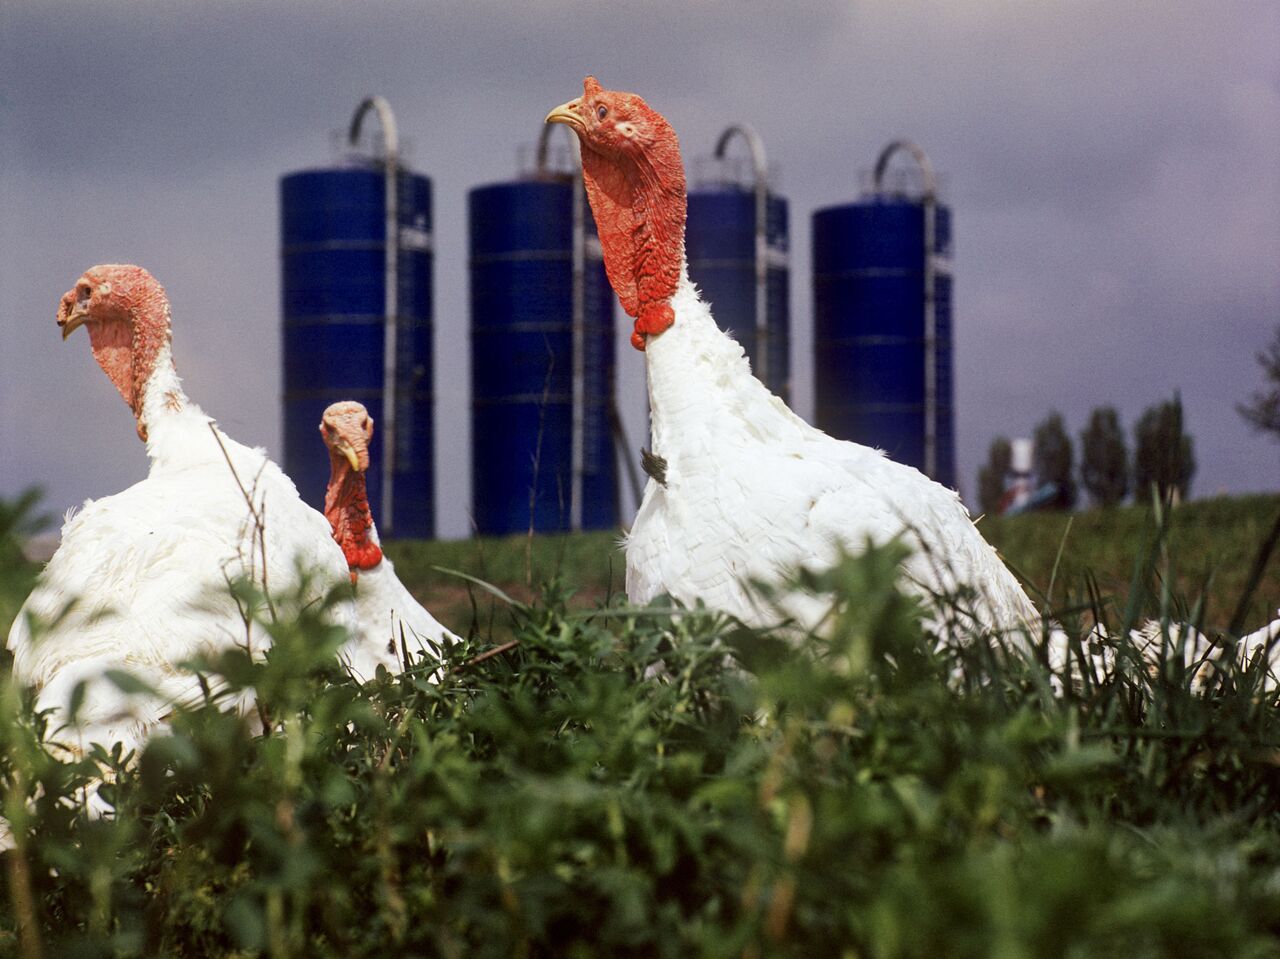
[642,273,807,476]
[87,290,188,445]
[136,344,187,426]
[323,455,383,574]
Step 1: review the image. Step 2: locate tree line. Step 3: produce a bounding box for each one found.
[977,324,1280,515]
[976,394,1196,515]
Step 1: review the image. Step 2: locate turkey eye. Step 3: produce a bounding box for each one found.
[597,104,608,120]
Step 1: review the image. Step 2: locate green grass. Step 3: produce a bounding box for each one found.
[6,489,1280,954]
[980,493,1280,630]
[384,493,1280,639]
[388,528,625,592]
[9,494,1280,644]
[0,489,46,645]
[6,533,1280,956]
[385,529,625,642]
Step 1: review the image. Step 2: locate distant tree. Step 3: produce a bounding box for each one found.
[976,437,1012,516]
[1238,326,1280,439]
[1032,412,1076,510]
[1134,392,1196,504]
[1079,407,1129,507]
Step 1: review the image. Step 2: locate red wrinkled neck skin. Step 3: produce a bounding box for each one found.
[323,455,383,581]
[579,118,686,351]
[86,316,136,410]
[84,283,172,439]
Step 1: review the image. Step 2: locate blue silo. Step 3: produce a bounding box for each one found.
[812,140,955,488]
[686,125,790,400]
[280,98,435,537]
[469,142,617,535]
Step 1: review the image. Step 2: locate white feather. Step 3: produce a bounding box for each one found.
[625,274,1038,636]
[7,344,363,757]
[1046,611,1280,692]
[344,523,458,682]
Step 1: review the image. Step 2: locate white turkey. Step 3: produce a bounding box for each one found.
[7,265,360,760]
[319,400,458,671]
[1055,612,1280,693]
[546,78,1037,636]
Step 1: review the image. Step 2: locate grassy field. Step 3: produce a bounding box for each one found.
[385,492,1280,639]
[7,523,1280,954]
[980,493,1280,630]
[6,493,1280,954]
[7,493,1279,643]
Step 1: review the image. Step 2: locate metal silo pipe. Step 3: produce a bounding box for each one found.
[349,96,400,534]
[535,123,587,530]
[535,126,642,527]
[714,124,769,382]
[873,140,939,480]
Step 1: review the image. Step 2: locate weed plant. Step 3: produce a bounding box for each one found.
[1,495,1280,957]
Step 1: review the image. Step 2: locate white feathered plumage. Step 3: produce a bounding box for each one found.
[1048,613,1280,692]
[7,265,362,757]
[547,79,1036,635]
[627,281,1038,633]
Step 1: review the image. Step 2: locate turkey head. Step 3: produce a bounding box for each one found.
[320,401,382,579]
[546,77,687,351]
[321,400,373,474]
[57,264,173,440]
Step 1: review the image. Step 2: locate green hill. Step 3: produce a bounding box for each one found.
[979,493,1280,630]
[382,493,1280,638]
[6,493,1279,641]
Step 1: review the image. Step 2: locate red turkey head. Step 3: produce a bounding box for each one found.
[320,400,374,473]
[57,264,172,437]
[320,401,382,577]
[546,77,686,350]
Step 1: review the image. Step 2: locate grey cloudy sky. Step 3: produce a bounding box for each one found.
[2,1,1277,540]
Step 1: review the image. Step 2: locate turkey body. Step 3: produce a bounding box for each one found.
[8,351,353,757]
[317,399,458,678]
[544,79,1036,637]
[625,278,1037,634]
[345,542,457,676]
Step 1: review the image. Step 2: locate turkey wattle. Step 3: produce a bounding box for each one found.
[7,265,356,756]
[547,78,1037,634]
[320,400,458,673]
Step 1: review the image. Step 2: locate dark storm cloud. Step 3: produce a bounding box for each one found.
[2,0,1277,538]
[2,0,846,177]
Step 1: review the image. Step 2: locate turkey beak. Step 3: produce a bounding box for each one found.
[58,296,89,341]
[331,433,370,472]
[545,99,585,134]
[336,440,363,473]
